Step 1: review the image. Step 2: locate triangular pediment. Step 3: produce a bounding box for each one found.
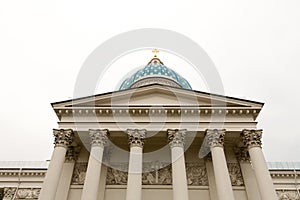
[52,84,263,109]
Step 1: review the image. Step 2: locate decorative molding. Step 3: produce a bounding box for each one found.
[55,108,259,117]
[89,129,109,147]
[131,77,182,89]
[271,172,300,178]
[53,129,73,148]
[227,163,244,186]
[127,129,146,147]
[241,129,263,148]
[167,129,186,148]
[71,162,88,185]
[0,171,46,177]
[3,188,40,200]
[205,129,225,148]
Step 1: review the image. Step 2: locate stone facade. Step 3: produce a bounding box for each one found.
[1,163,299,200]
[2,56,297,200]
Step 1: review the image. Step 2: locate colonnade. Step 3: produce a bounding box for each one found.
[39,128,277,200]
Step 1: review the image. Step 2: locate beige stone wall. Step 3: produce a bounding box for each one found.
[1,167,300,199]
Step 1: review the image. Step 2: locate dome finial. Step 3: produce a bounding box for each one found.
[152,48,159,58]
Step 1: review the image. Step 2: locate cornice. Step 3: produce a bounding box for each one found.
[54,107,261,118]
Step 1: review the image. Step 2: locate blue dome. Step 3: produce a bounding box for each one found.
[119,58,192,90]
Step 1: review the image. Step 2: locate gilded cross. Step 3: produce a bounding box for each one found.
[152,49,159,57]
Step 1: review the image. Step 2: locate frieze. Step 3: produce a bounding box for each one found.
[106,163,209,186]
[71,162,88,185]
[106,167,128,185]
[3,188,15,200]
[143,165,172,185]
[71,161,245,187]
[276,190,300,200]
[186,163,208,186]
[3,188,40,200]
[142,171,156,185]
[227,163,244,186]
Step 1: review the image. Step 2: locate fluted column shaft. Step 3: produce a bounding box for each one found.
[241,130,277,200]
[126,129,146,200]
[81,129,108,200]
[206,129,235,200]
[39,129,73,200]
[168,129,189,200]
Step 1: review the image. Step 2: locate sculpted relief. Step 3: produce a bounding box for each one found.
[277,191,300,200]
[71,162,88,185]
[106,168,128,185]
[106,163,207,186]
[3,188,40,200]
[186,163,208,186]
[227,163,244,186]
[71,161,245,187]
[142,165,172,185]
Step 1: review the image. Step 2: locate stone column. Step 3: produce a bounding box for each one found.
[39,129,73,200]
[205,154,219,200]
[236,147,261,200]
[81,129,108,200]
[98,146,113,200]
[206,129,235,200]
[241,129,277,200]
[126,129,146,200]
[55,146,79,200]
[167,129,189,200]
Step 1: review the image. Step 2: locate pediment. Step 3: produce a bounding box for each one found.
[52,84,263,109]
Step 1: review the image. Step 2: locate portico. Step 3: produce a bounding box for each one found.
[39,55,277,200]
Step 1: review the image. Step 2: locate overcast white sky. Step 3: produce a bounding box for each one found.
[0,0,300,162]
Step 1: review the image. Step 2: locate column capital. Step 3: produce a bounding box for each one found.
[235,147,250,162]
[127,129,146,148]
[53,129,73,148]
[241,129,262,149]
[205,129,225,148]
[89,129,109,147]
[167,129,186,148]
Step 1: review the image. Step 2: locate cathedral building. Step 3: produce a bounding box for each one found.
[0,54,299,200]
